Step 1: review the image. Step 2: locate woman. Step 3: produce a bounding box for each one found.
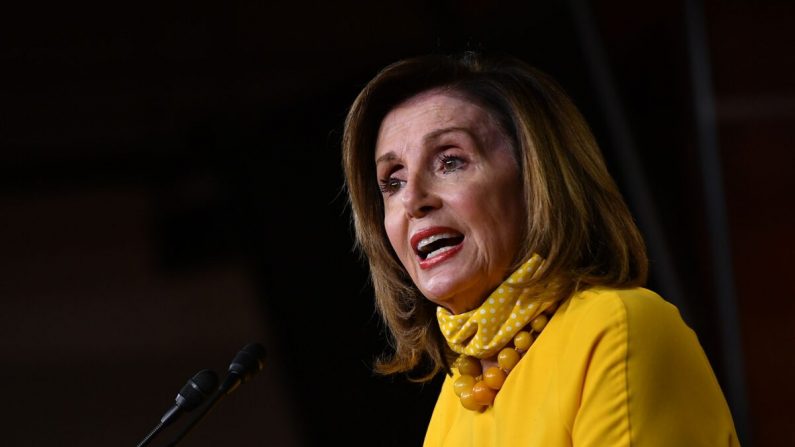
[342,52,739,446]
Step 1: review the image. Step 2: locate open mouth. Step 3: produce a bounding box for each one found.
[415,233,465,260]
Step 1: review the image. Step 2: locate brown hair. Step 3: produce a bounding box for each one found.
[342,52,647,381]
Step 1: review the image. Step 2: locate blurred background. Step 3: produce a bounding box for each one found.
[1,0,793,445]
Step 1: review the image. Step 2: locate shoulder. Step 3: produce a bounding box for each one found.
[551,286,701,375]
[567,286,679,318]
[561,286,687,337]
[557,287,739,445]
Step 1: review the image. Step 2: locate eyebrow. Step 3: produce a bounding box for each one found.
[374,126,474,165]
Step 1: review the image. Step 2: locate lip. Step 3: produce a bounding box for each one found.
[410,226,465,270]
[418,243,463,270]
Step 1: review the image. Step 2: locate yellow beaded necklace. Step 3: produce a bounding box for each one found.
[436,254,559,411]
[452,305,556,411]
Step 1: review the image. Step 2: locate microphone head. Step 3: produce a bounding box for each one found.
[175,369,219,411]
[228,342,267,383]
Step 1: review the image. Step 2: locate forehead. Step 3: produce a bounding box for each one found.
[374,90,499,157]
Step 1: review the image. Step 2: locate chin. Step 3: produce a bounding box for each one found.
[411,257,492,313]
[422,284,482,315]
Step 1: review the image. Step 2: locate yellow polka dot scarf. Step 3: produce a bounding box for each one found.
[436,254,555,359]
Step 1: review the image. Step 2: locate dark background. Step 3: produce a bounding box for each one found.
[1,0,793,446]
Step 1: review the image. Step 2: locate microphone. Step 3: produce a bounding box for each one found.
[219,342,268,394]
[165,342,267,446]
[136,369,219,447]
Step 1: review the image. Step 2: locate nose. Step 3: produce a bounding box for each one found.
[401,174,441,218]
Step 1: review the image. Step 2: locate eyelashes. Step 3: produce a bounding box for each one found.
[377,153,467,195]
[378,177,404,194]
[439,154,464,173]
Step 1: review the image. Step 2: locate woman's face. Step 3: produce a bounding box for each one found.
[374,90,525,314]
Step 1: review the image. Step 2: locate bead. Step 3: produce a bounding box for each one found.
[446,281,561,411]
[453,374,477,397]
[457,356,482,377]
[498,347,521,371]
[460,389,484,411]
[530,314,548,332]
[483,367,506,390]
[472,381,497,406]
[513,331,533,351]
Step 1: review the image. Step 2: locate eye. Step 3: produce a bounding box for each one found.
[440,154,465,173]
[378,176,404,195]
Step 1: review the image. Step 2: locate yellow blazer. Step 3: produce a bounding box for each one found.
[424,287,740,446]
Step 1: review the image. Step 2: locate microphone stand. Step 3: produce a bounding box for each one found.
[164,389,226,447]
[163,343,265,446]
[136,421,165,447]
[164,374,239,446]
[135,369,218,447]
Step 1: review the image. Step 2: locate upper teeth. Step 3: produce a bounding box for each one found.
[416,233,459,252]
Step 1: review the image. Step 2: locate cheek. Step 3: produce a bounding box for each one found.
[449,189,506,233]
[456,182,523,247]
[383,211,408,259]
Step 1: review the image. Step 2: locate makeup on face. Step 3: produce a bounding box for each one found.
[375,90,525,314]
